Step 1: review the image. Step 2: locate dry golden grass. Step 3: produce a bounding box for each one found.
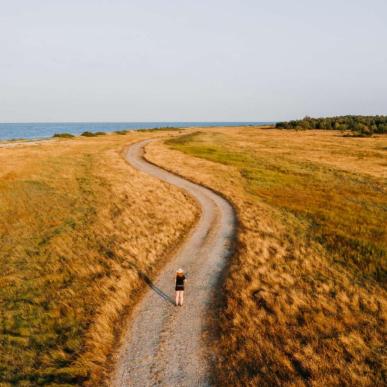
[146,127,387,386]
[0,131,199,385]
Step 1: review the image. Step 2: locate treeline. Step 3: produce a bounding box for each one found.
[276,115,387,136]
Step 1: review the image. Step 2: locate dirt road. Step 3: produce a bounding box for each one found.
[113,139,236,386]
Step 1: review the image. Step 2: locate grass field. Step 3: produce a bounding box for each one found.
[0,131,199,385]
[146,127,387,386]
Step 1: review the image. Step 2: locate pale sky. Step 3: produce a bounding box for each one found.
[0,0,386,122]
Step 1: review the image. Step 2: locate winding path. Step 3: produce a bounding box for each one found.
[113,139,236,386]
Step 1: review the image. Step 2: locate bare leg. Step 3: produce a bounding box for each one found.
[175,291,179,306]
[177,291,181,306]
[180,291,184,306]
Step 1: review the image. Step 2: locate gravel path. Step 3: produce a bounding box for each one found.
[113,139,236,386]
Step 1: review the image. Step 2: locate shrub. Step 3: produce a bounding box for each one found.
[80,131,106,137]
[81,131,98,137]
[53,133,74,138]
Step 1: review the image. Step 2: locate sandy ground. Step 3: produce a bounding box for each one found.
[112,139,236,386]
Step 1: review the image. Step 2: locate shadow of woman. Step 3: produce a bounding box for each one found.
[119,260,175,305]
[138,271,175,305]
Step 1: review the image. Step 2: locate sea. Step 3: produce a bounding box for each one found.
[0,122,273,141]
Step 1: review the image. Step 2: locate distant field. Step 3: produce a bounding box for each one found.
[0,132,198,385]
[147,127,387,386]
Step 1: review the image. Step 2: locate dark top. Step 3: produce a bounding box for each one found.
[175,275,185,291]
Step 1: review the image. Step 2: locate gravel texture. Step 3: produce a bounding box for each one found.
[113,139,235,386]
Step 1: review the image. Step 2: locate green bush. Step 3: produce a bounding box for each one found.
[80,131,105,137]
[81,131,97,137]
[53,133,74,138]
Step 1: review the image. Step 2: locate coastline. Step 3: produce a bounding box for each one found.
[0,121,273,142]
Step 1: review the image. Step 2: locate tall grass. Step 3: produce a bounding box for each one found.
[147,127,387,386]
[0,133,198,385]
[167,131,386,283]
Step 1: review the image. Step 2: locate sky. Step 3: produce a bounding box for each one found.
[0,0,386,122]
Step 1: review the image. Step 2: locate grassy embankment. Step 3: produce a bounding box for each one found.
[146,127,387,386]
[0,131,198,385]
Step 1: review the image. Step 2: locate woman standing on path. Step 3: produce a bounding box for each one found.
[175,269,186,306]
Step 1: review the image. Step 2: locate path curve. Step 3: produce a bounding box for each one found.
[113,139,236,386]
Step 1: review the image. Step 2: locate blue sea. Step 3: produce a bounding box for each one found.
[0,122,272,141]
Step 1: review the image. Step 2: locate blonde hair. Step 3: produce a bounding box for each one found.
[176,268,184,275]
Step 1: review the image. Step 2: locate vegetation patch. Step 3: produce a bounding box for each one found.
[276,115,387,137]
[53,132,75,138]
[80,131,105,137]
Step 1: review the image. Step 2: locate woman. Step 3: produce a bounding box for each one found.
[175,268,186,306]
